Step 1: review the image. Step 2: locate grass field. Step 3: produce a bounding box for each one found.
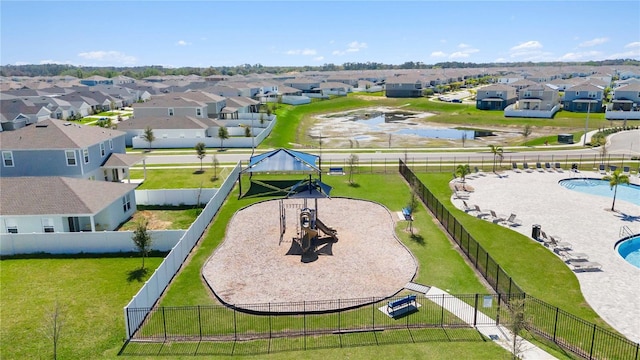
[130,167,229,189]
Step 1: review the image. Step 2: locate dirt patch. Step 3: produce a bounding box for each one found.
[122,210,172,230]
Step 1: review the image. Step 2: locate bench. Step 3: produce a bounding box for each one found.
[328,167,344,175]
[402,207,413,221]
[387,294,417,315]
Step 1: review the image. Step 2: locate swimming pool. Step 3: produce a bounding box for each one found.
[559,178,640,206]
[617,235,640,269]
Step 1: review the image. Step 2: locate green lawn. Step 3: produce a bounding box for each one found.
[131,167,230,189]
[0,256,164,359]
[117,206,202,230]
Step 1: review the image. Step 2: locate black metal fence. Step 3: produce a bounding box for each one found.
[398,159,640,360]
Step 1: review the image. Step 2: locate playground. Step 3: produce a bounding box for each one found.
[202,149,417,313]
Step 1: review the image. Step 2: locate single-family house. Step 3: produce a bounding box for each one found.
[0,176,137,233]
[385,75,423,98]
[605,83,640,120]
[319,81,352,96]
[132,96,208,118]
[563,83,604,113]
[283,78,322,92]
[475,84,517,110]
[179,91,227,118]
[518,84,560,111]
[117,116,222,146]
[0,119,129,180]
[80,75,114,87]
[0,98,51,131]
[220,97,261,119]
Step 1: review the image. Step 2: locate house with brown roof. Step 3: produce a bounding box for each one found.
[0,176,137,233]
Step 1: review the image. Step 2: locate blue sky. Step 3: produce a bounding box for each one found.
[1,1,639,67]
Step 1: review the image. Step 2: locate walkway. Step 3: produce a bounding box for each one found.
[452,170,640,343]
[424,286,556,359]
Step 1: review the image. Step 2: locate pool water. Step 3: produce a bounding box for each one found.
[617,235,640,269]
[559,179,640,206]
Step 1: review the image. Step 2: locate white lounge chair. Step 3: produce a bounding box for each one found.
[502,213,523,227]
[598,164,606,175]
[554,163,564,172]
[472,205,490,218]
[569,261,602,272]
[522,162,534,173]
[535,162,544,172]
[512,162,521,173]
[488,210,506,224]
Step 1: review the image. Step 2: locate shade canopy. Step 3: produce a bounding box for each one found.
[287,178,332,199]
[243,148,320,173]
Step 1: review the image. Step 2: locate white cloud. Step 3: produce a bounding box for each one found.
[450,52,470,59]
[449,44,479,59]
[494,57,507,62]
[332,41,367,56]
[285,48,317,56]
[440,39,447,44]
[313,56,324,61]
[38,59,72,65]
[176,40,190,46]
[77,50,137,65]
[579,37,609,47]
[624,42,640,48]
[346,41,367,52]
[605,49,640,59]
[559,51,603,61]
[430,51,447,58]
[458,43,470,49]
[510,41,543,51]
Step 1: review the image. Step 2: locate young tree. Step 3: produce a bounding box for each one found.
[132,219,152,269]
[244,126,251,137]
[211,154,220,181]
[218,126,229,149]
[142,126,155,152]
[259,112,266,125]
[347,153,359,185]
[603,169,630,211]
[195,142,206,171]
[489,144,504,172]
[522,124,532,139]
[455,164,471,183]
[41,301,65,360]
[506,297,528,359]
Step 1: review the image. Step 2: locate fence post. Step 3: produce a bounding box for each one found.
[473,294,478,327]
[553,307,559,342]
[233,307,237,341]
[496,265,500,293]
[508,277,512,296]
[269,303,272,339]
[441,294,445,326]
[589,323,597,360]
[496,293,501,326]
[304,301,307,350]
[198,305,202,340]
[162,307,167,341]
[372,299,375,330]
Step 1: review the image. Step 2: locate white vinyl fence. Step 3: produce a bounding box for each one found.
[504,104,561,118]
[135,189,217,206]
[0,230,185,256]
[123,162,241,339]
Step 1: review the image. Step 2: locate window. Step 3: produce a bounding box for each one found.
[523,91,532,97]
[65,150,77,166]
[576,91,580,96]
[2,151,14,167]
[588,92,598,99]
[109,139,113,150]
[100,143,105,157]
[496,92,503,97]
[43,218,54,233]
[196,108,202,116]
[83,148,89,163]
[122,193,131,212]
[168,108,174,116]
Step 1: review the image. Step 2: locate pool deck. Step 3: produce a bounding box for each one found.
[452,169,640,343]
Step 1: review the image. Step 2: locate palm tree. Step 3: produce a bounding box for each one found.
[194,142,206,171]
[489,145,503,172]
[455,164,471,183]
[218,126,229,149]
[142,126,155,152]
[603,169,630,211]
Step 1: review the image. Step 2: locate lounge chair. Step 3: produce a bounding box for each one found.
[544,162,553,171]
[571,163,579,173]
[474,167,486,177]
[539,231,553,246]
[522,162,534,173]
[461,200,474,212]
[550,235,572,250]
[512,162,521,173]
[554,163,564,172]
[454,190,470,200]
[609,165,617,173]
[569,261,602,272]
[556,250,589,262]
[502,213,523,227]
[622,166,631,176]
[598,164,606,175]
[472,205,490,218]
[535,162,544,172]
[488,210,506,224]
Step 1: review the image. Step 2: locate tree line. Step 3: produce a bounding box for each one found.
[2,59,638,78]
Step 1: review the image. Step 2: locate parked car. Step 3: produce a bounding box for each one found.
[451,99,462,103]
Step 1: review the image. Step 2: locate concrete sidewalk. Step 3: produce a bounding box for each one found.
[425,286,557,359]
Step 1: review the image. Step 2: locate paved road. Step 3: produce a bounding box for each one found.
[138,130,638,166]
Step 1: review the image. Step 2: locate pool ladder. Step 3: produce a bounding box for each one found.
[620,225,634,238]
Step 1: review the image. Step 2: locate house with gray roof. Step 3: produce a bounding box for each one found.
[606,83,640,120]
[476,84,517,110]
[116,116,222,146]
[0,176,137,233]
[504,84,561,118]
[0,98,51,131]
[0,119,133,180]
[563,83,604,113]
[132,96,208,118]
[80,75,113,87]
[385,75,423,98]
